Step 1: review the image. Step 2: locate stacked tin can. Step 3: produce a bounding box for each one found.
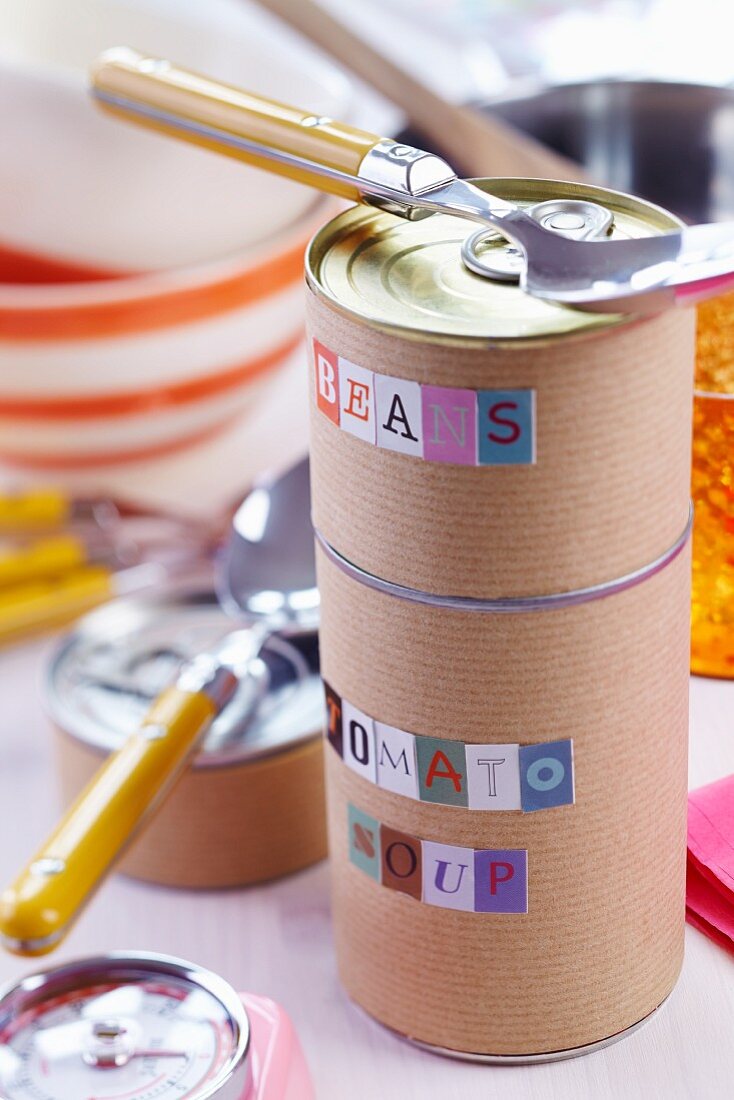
[306,179,695,1059]
[49,587,326,890]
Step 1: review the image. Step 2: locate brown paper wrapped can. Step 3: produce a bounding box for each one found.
[307,180,694,598]
[305,179,695,1058]
[55,730,325,889]
[47,586,326,889]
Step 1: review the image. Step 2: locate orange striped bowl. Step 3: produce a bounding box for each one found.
[0,6,347,467]
[0,195,331,468]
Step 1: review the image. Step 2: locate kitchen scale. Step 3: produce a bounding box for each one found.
[0,952,313,1099]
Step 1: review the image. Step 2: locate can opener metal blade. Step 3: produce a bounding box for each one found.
[90,47,734,315]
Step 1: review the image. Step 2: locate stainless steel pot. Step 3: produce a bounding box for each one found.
[486,80,734,224]
[400,80,734,223]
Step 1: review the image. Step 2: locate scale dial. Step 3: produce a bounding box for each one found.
[0,954,250,1100]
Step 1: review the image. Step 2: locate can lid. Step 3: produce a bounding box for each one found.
[307,178,682,343]
[47,587,322,766]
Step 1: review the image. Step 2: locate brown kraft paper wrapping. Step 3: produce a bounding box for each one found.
[317,541,690,1055]
[307,288,695,598]
[55,733,327,889]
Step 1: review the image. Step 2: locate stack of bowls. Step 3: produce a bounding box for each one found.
[0,0,352,467]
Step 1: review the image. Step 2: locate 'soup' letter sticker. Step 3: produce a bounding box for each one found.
[348,804,381,882]
[422,841,474,912]
[381,826,422,900]
[474,849,528,914]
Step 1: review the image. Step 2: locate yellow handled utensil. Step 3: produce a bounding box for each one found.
[0,562,169,645]
[0,566,115,644]
[0,535,89,588]
[92,47,400,203]
[0,681,228,955]
[91,46,456,216]
[0,488,71,532]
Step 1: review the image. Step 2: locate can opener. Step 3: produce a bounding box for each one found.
[90,47,734,315]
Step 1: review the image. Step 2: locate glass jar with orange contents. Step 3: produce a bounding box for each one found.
[692,292,734,677]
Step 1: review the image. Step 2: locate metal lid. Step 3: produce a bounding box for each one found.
[306,178,682,343]
[47,586,322,767]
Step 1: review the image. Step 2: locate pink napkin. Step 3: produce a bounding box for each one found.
[687,775,734,951]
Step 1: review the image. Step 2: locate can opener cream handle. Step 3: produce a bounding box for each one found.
[90,48,533,230]
[90,48,734,315]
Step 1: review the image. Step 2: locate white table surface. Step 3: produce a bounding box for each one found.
[0,328,732,1100]
[1,634,733,1098]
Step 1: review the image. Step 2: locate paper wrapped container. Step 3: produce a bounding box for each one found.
[306,217,695,1057]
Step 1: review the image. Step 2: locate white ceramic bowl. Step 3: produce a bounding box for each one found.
[0,0,349,466]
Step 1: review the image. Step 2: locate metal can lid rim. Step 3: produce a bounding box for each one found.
[306,177,683,347]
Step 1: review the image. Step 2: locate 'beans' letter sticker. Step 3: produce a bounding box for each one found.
[338,358,375,443]
[375,375,423,458]
[313,339,340,425]
[477,389,536,466]
[421,385,477,465]
[313,349,537,467]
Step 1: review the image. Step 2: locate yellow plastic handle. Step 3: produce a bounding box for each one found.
[0,686,216,955]
[91,47,384,200]
[0,565,114,644]
[0,535,88,588]
[0,488,70,532]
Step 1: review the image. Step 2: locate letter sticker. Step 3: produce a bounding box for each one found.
[375,375,423,458]
[477,389,536,466]
[519,739,575,812]
[313,339,340,425]
[421,385,477,465]
[474,849,528,914]
[422,841,474,911]
[323,681,343,758]
[342,699,376,783]
[465,743,521,811]
[416,736,468,807]
[374,722,419,799]
[348,803,381,882]
[380,825,422,899]
[348,804,531,913]
[338,358,375,443]
[314,356,538,467]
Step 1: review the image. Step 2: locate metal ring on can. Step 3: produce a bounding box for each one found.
[315,504,692,614]
[461,226,525,282]
[461,198,615,283]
